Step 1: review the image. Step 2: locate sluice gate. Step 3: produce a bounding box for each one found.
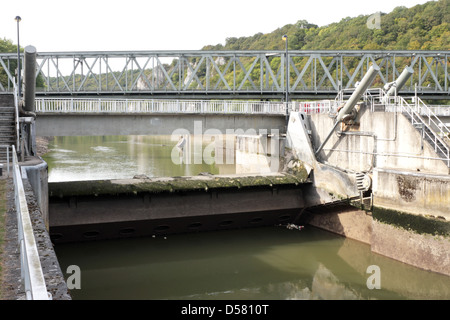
[48,173,310,243]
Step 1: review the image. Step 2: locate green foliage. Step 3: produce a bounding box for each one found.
[0,38,18,89]
[0,37,45,90]
[205,0,448,51]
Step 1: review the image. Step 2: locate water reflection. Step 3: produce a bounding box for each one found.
[54,226,450,300]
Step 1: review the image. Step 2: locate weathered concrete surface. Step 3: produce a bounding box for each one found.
[373,168,450,220]
[300,203,450,277]
[337,236,450,299]
[48,172,309,197]
[310,107,449,175]
[286,112,359,202]
[371,219,450,276]
[287,105,450,277]
[35,113,286,137]
[306,206,373,245]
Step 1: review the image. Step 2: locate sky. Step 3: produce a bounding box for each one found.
[1,0,434,52]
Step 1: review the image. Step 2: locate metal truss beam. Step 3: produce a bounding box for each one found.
[0,50,449,99]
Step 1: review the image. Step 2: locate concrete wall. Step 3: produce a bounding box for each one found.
[35,113,286,136]
[301,105,450,219]
[287,105,450,277]
[302,205,450,276]
[310,106,449,175]
[20,158,49,230]
[373,168,450,220]
[234,134,285,174]
[371,218,450,276]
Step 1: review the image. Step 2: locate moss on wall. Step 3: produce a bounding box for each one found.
[373,206,450,237]
[48,171,309,199]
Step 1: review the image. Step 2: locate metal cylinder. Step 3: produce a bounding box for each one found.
[315,65,380,155]
[386,66,414,97]
[335,65,380,123]
[23,45,37,112]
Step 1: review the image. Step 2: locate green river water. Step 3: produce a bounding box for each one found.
[42,135,450,300]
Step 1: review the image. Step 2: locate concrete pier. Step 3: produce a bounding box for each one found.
[286,101,450,276]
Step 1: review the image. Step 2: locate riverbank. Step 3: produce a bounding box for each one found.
[36,136,52,157]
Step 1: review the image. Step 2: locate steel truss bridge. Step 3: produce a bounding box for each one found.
[1,50,449,99]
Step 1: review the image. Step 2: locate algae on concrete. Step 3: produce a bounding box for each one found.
[373,206,450,237]
[48,171,310,199]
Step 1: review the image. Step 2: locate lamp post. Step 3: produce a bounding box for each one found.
[15,16,21,96]
[282,35,289,127]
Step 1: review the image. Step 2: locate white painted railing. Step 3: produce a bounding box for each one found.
[427,106,450,117]
[35,98,287,115]
[11,145,50,300]
[34,97,450,118]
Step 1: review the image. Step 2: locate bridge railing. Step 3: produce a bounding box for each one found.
[35,98,287,115]
[2,50,449,98]
[11,145,51,300]
[294,100,336,115]
[419,105,450,117]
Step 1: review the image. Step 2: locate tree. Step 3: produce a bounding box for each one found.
[0,37,45,90]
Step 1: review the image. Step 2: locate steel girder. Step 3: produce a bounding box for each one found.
[0,50,448,99]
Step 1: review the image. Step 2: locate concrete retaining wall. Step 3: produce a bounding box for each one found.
[35,113,286,137]
[304,205,450,276]
[373,168,450,220]
[287,105,450,277]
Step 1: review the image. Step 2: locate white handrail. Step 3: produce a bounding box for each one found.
[35,98,287,115]
[11,145,50,300]
[415,97,450,138]
[395,96,450,167]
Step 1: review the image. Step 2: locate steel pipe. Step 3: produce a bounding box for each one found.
[316,65,380,155]
[385,66,414,97]
[23,45,37,112]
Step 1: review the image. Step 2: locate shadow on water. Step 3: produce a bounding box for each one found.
[54,226,450,300]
